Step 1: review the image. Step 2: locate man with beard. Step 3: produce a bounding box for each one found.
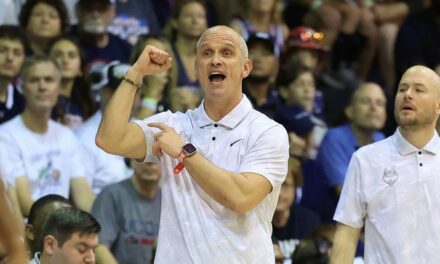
[330,65,440,263]
[243,32,281,119]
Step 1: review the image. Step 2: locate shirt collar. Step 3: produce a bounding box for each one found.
[6,84,14,109]
[32,252,41,264]
[194,95,253,129]
[393,128,440,155]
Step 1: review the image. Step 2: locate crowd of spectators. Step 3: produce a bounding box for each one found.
[0,0,438,263]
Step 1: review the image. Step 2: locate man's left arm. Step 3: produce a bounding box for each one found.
[150,122,289,213]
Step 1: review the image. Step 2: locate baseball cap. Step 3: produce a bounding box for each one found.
[246,32,277,55]
[285,27,327,51]
[274,104,315,137]
[91,61,131,91]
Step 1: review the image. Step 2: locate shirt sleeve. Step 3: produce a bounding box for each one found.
[333,153,366,228]
[91,186,120,247]
[239,124,289,189]
[0,134,25,186]
[131,111,172,163]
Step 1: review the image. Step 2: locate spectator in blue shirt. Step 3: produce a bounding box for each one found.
[302,82,387,223]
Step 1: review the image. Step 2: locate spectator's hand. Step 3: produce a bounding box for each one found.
[289,132,307,158]
[132,45,172,77]
[148,122,184,158]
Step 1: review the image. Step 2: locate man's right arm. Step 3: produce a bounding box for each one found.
[96,45,172,160]
[330,223,361,264]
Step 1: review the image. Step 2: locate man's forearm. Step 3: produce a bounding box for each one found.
[15,177,33,217]
[71,178,95,212]
[6,187,24,236]
[330,223,361,264]
[184,153,271,213]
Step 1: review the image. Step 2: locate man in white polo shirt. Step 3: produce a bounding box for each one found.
[330,65,440,263]
[96,25,289,263]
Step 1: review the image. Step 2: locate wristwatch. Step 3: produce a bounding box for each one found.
[173,143,197,174]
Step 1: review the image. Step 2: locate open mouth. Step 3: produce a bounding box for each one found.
[209,73,226,83]
[401,104,414,111]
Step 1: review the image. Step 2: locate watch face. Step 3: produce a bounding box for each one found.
[183,143,197,155]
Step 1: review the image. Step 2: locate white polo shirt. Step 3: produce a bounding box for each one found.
[134,95,289,264]
[334,128,440,263]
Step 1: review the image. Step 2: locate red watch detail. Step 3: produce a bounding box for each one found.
[173,162,185,174]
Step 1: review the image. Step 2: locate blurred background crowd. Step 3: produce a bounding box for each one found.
[0,0,438,263]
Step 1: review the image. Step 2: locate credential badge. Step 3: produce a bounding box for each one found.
[383,168,398,186]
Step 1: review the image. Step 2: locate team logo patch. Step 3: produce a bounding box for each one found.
[383,168,398,186]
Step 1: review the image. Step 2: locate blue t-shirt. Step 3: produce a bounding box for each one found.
[301,123,384,223]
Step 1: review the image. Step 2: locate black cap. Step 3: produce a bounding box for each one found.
[246,32,276,55]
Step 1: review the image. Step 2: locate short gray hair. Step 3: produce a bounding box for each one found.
[21,54,62,82]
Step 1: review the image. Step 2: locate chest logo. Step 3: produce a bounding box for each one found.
[383,168,398,186]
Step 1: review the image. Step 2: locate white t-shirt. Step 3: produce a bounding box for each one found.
[335,129,440,263]
[75,111,129,195]
[0,0,18,25]
[0,116,85,200]
[134,96,289,264]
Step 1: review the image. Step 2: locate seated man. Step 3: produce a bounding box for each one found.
[29,207,101,264]
[243,32,281,119]
[25,194,73,256]
[0,55,94,216]
[92,159,161,264]
[302,82,387,223]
